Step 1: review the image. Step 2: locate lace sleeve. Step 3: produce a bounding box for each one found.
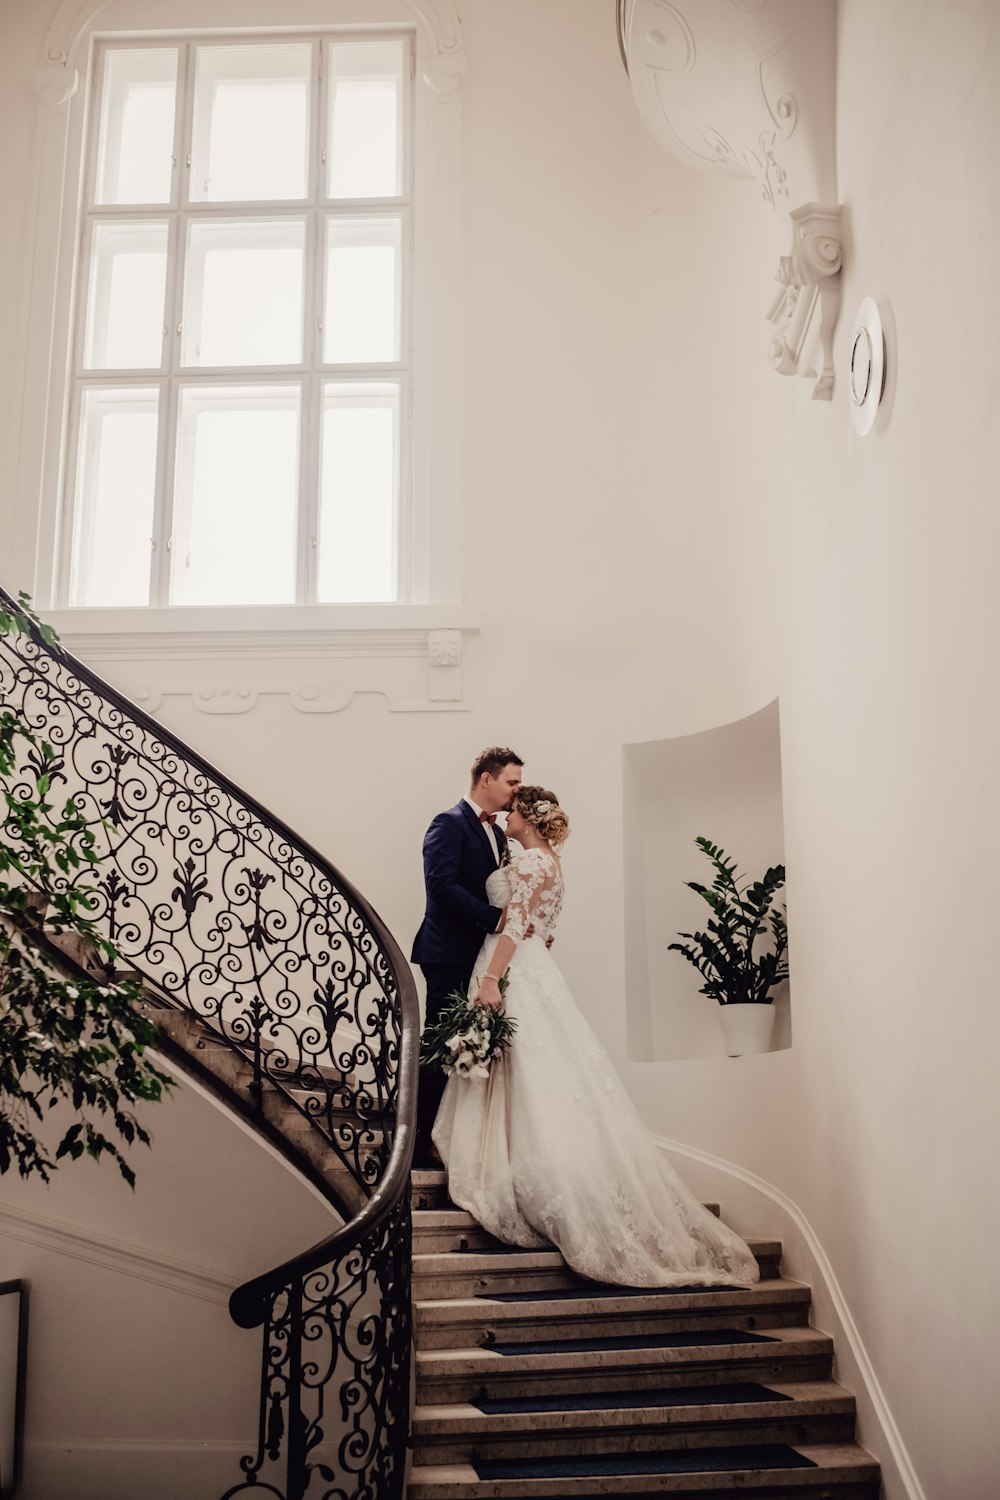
[505,848,557,944]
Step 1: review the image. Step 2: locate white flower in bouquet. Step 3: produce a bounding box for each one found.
[420,975,518,1080]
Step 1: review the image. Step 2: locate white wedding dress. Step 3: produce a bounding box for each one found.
[433,846,760,1289]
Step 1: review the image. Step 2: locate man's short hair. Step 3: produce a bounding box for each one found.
[471,746,524,783]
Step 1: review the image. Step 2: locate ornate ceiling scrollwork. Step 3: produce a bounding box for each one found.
[619,0,843,399]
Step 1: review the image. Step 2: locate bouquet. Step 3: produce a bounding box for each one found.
[419,975,517,1079]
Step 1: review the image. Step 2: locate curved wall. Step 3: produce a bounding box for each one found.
[624,700,789,1062]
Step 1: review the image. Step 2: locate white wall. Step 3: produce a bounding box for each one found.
[626,5,1000,1497]
[0,1072,335,1500]
[2,2,999,1499]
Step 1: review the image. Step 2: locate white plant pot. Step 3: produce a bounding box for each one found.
[718,1003,776,1058]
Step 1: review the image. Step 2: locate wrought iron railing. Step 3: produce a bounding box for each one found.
[0,588,418,1500]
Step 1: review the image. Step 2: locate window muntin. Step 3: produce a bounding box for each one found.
[66,34,412,609]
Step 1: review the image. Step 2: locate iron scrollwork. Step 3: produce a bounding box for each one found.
[0,589,418,1500]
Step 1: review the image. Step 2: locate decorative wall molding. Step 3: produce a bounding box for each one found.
[619,0,844,397]
[407,0,463,57]
[0,1199,236,1306]
[51,609,480,659]
[60,619,477,713]
[131,680,471,717]
[652,1133,928,1500]
[43,0,110,66]
[43,0,464,69]
[33,65,79,107]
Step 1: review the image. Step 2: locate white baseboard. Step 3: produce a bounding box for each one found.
[653,1133,925,1500]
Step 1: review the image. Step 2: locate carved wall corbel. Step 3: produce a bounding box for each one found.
[428,627,462,702]
[33,66,79,109]
[766,202,843,401]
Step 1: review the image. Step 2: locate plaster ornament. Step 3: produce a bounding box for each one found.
[428,629,461,668]
[766,202,843,401]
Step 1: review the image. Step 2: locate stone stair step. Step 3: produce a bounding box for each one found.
[407,1441,881,1497]
[411,1243,783,1301]
[414,1203,720,1232]
[415,1326,834,1403]
[414,1279,812,1351]
[413,1214,725,1257]
[148,999,358,1087]
[276,1108,386,1145]
[410,1174,721,1220]
[411,1381,855,1464]
[412,1169,453,1210]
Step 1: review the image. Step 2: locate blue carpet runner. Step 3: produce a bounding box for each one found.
[473,1445,817,1479]
[489,1328,776,1355]
[472,1382,790,1414]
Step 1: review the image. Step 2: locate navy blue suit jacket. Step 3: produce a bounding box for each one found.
[411,801,507,972]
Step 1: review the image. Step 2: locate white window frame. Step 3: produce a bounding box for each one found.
[14,0,470,653]
[65,32,414,611]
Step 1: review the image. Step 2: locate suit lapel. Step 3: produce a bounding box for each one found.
[459,799,500,864]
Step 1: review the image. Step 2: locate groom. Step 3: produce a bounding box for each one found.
[411,746,524,1168]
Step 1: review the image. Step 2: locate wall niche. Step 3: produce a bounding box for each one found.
[623,700,790,1062]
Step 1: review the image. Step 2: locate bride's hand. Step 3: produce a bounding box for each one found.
[476,974,504,1011]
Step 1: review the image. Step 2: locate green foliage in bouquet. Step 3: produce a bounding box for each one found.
[420,975,517,1078]
[0,592,172,1185]
[668,836,789,1006]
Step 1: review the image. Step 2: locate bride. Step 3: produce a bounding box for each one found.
[432,785,760,1289]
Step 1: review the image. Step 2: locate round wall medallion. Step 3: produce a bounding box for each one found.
[848,297,886,435]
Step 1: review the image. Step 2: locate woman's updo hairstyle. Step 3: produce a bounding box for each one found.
[513,785,571,847]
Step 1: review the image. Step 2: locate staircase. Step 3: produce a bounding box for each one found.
[408,1169,880,1499]
[0,591,880,1500]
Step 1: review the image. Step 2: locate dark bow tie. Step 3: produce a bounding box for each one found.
[479,811,497,826]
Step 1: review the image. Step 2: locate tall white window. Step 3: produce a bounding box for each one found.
[64,35,412,609]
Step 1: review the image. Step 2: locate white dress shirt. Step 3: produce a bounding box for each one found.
[464,794,500,865]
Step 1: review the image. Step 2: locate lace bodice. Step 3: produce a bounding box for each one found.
[485,846,563,944]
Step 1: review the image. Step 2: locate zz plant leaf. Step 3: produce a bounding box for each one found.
[0,592,171,1185]
[668,835,789,1006]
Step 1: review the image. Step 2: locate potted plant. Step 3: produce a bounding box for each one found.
[668,836,789,1057]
